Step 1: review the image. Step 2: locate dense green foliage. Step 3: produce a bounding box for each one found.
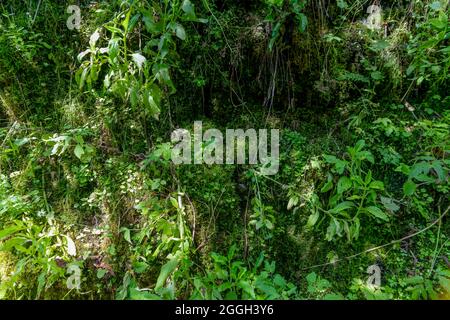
[0,0,449,300]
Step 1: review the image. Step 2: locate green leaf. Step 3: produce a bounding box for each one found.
[371,71,384,80]
[355,140,365,151]
[155,258,179,290]
[175,23,186,40]
[334,160,348,175]
[337,176,352,194]
[366,206,389,221]
[321,180,333,193]
[431,160,446,182]
[369,180,384,190]
[403,180,416,196]
[0,225,22,240]
[97,269,107,279]
[326,220,337,241]
[74,145,85,159]
[306,272,317,284]
[144,90,161,119]
[307,211,320,228]
[406,65,416,76]
[238,280,255,298]
[323,155,337,164]
[330,201,355,213]
[121,227,132,244]
[337,0,348,9]
[296,13,308,32]
[324,293,344,300]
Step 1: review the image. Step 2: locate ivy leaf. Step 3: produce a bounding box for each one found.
[366,206,389,221]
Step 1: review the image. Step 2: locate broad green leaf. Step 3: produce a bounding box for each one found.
[155,258,179,290]
[74,144,85,159]
[104,25,123,35]
[0,225,22,240]
[324,293,345,300]
[431,160,446,182]
[121,227,132,244]
[337,176,352,194]
[238,280,255,298]
[369,180,384,190]
[323,155,337,164]
[175,23,186,40]
[403,180,416,196]
[97,269,107,279]
[366,206,389,221]
[297,13,308,32]
[330,201,354,213]
[306,272,317,284]
[355,140,365,151]
[321,180,333,193]
[307,211,320,228]
[371,71,384,80]
[326,220,337,241]
[365,170,372,185]
[335,160,347,174]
